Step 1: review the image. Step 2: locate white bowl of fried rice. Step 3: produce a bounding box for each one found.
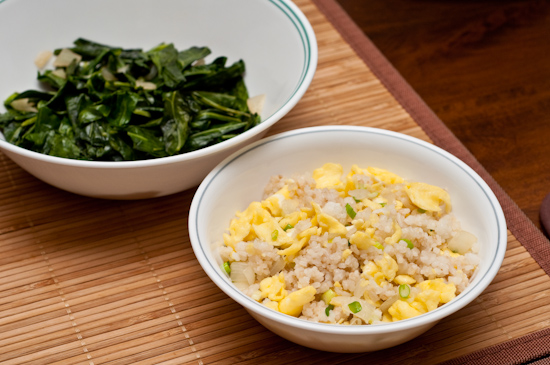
[188,125,507,353]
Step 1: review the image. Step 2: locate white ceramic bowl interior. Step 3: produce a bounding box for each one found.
[0,0,317,199]
[189,126,508,353]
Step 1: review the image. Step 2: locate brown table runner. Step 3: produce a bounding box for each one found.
[2,0,550,364]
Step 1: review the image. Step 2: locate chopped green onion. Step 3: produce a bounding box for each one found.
[271,230,278,241]
[417,208,427,213]
[283,224,293,231]
[373,241,384,250]
[322,289,336,304]
[325,304,334,316]
[345,203,357,219]
[348,301,362,313]
[380,202,386,207]
[368,191,379,199]
[399,284,411,298]
[353,196,361,203]
[402,238,414,249]
[348,240,351,247]
[221,261,231,275]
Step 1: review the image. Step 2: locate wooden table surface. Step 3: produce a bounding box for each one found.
[335,0,550,236]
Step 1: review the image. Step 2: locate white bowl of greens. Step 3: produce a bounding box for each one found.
[0,0,317,199]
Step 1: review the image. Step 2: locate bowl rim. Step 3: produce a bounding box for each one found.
[0,0,318,169]
[189,125,508,335]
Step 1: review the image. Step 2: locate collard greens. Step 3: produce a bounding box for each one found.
[0,39,261,161]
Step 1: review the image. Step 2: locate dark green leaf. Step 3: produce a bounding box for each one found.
[178,46,211,69]
[106,91,139,127]
[185,122,246,151]
[182,59,245,90]
[161,91,191,155]
[37,70,67,89]
[148,43,185,88]
[126,125,167,157]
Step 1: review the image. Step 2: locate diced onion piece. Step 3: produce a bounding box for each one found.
[247,94,266,115]
[51,68,67,79]
[11,98,38,113]
[135,80,157,90]
[379,294,399,314]
[117,64,129,74]
[101,67,117,81]
[447,230,477,254]
[331,296,382,324]
[269,257,285,276]
[194,58,206,66]
[233,281,248,291]
[53,48,82,67]
[353,279,367,298]
[34,50,53,69]
[281,199,299,215]
[230,262,255,285]
[348,188,370,200]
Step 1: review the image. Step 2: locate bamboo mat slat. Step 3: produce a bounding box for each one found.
[1,0,549,364]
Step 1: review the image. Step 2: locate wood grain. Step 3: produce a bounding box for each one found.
[334,0,550,234]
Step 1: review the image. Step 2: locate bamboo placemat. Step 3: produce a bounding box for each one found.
[2,0,550,364]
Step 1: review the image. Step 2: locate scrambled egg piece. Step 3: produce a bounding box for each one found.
[313,163,344,191]
[260,273,287,301]
[253,219,294,247]
[344,164,371,192]
[361,198,385,211]
[440,248,461,258]
[417,278,456,304]
[278,211,307,230]
[279,286,317,316]
[224,199,301,249]
[342,248,353,260]
[406,182,452,213]
[384,221,402,245]
[394,275,416,285]
[375,253,398,282]
[361,253,398,285]
[388,279,457,321]
[277,237,308,257]
[349,229,378,249]
[261,186,290,217]
[223,202,269,248]
[394,200,403,210]
[388,300,424,320]
[262,299,280,311]
[367,167,404,184]
[311,202,347,237]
